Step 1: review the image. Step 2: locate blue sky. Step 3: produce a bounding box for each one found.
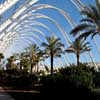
[0,0,100,66]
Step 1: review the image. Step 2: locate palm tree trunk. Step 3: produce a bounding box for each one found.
[77,54,80,67]
[51,52,53,75]
[37,62,39,73]
[20,63,22,70]
[31,63,33,74]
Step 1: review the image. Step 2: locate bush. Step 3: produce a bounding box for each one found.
[40,64,95,99]
[59,65,94,89]
[94,72,100,88]
[0,69,38,89]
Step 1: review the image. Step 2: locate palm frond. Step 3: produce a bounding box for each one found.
[91,32,98,39]
[55,42,64,48]
[80,47,91,54]
[51,38,60,46]
[46,36,51,44]
[42,42,49,47]
[70,24,92,36]
[81,7,94,19]
[55,54,62,58]
[89,5,100,19]
[65,47,75,53]
[80,18,94,23]
[78,30,95,40]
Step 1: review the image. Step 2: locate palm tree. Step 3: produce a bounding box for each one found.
[70,2,100,40]
[6,56,15,70]
[42,36,64,75]
[0,53,4,62]
[65,39,91,66]
[20,52,26,70]
[20,53,30,71]
[26,44,41,74]
[35,51,43,73]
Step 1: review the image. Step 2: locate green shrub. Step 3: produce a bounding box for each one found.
[59,65,94,89]
[0,69,38,88]
[93,72,100,88]
[40,64,95,98]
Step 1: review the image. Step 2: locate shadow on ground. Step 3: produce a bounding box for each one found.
[9,92,40,100]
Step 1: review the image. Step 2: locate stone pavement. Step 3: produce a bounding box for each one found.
[0,93,14,100]
[0,87,14,100]
[0,86,40,100]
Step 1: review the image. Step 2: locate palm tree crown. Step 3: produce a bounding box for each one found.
[66,39,91,66]
[71,3,100,39]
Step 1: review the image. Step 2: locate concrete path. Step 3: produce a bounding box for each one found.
[0,86,40,100]
[0,93,14,100]
[0,87,14,100]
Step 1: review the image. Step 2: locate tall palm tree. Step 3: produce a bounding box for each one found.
[65,39,91,66]
[26,44,41,74]
[20,52,26,70]
[35,51,44,73]
[42,36,64,75]
[70,2,100,40]
[6,56,15,70]
[20,53,30,71]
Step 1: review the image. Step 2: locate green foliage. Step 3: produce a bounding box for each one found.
[0,69,38,89]
[40,64,95,98]
[24,44,43,73]
[6,56,17,70]
[93,72,100,88]
[42,36,64,58]
[59,64,94,89]
[41,35,64,75]
[65,39,91,66]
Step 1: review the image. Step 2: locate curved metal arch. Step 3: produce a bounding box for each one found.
[6,32,41,47]
[1,3,75,44]
[5,11,71,47]
[26,4,96,63]
[5,28,71,66]
[3,34,71,67]
[2,12,73,64]
[8,35,69,66]
[28,3,92,65]
[1,2,83,65]
[3,36,39,54]
[16,20,55,35]
[26,13,72,45]
[2,25,44,46]
[3,30,71,66]
[1,4,74,48]
[16,26,46,37]
[20,13,73,64]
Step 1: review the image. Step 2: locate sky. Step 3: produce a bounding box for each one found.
[0,0,100,66]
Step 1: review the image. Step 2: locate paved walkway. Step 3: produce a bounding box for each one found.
[0,86,40,100]
[0,93,14,100]
[0,87,14,100]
